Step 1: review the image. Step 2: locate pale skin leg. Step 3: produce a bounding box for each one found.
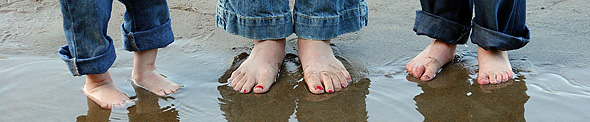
[297,38,351,94]
[130,49,182,96]
[476,47,514,84]
[84,71,133,109]
[406,39,456,81]
[230,39,286,93]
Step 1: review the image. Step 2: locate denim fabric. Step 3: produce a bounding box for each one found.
[58,0,174,76]
[414,0,530,51]
[216,0,368,40]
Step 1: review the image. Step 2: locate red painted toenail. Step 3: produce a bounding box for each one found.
[341,85,346,88]
[328,90,334,93]
[315,86,323,90]
[243,89,247,93]
[255,86,264,89]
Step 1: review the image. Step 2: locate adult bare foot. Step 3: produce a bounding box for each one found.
[476,47,514,84]
[406,39,456,81]
[230,39,286,93]
[84,71,134,109]
[131,49,182,96]
[298,38,351,94]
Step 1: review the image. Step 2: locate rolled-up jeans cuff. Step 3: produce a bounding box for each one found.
[58,42,116,76]
[293,1,368,40]
[216,6,293,40]
[121,18,174,52]
[413,10,471,44]
[470,21,530,51]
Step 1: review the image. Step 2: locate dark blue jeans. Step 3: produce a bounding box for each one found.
[216,0,368,40]
[58,0,174,76]
[413,0,530,51]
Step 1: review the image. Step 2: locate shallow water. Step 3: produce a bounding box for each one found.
[1,44,589,121]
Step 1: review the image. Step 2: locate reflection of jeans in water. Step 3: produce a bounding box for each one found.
[216,0,368,40]
[58,0,174,76]
[414,0,530,50]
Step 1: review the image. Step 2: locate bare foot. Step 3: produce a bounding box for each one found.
[83,71,134,109]
[131,49,182,96]
[297,38,351,94]
[476,47,514,84]
[406,39,456,81]
[230,39,286,93]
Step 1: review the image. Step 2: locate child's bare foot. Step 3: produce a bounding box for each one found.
[230,39,286,93]
[477,47,514,84]
[83,71,134,109]
[297,38,351,94]
[131,49,182,96]
[406,39,456,81]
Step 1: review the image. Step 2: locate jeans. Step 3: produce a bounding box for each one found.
[58,0,174,76]
[414,0,530,51]
[216,0,368,40]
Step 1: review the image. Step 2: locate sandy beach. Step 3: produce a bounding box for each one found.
[1,0,590,121]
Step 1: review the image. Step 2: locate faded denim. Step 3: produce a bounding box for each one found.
[414,0,530,51]
[216,0,368,40]
[58,0,174,76]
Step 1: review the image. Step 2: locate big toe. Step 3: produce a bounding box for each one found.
[154,89,166,96]
[252,85,268,93]
[478,74,491,84]
[420,70,436,81]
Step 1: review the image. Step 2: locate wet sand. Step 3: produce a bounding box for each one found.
[1,0,590,121]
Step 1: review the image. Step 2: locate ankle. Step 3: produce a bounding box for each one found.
[86,72,114,88]
[432,39,456,48]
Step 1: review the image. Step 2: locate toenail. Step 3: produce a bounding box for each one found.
[242,89,247,93]
[315,86,324,90]
[255,86,263,89]
[328,90,334,93]
[341,85,346,88]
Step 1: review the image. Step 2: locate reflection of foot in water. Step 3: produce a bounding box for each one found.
[470,79,528,121]
[130,49,182,96]
[406,39,456,81]
[127,84,179,121]
[476,47,514,84]
[298,38,351,94]
[76,98,112,122]
[229,39,286,93]
[412,61,528,121]
[295,78,370,121]
[83,71,134,109]
[412,61,471,121]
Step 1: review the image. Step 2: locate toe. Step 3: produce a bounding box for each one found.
[332,73,343,91]
[414,65,425,78]
[336,72,348,88]
[507,70,514,79]
[164,89,173,95]
[321,72,335,94]
[234,77,247,91]
[305,74,324,94]
[240,76,256,93]
[105,104,112,109]
[156,90,166,96]
[478,73,490,84]
[501,72,508,82]
[253,75,274,93]
[489,74,498,84]
[498,73,504,83]
[420,67,436,81]
[341,68,352,82]
[230,71,245,88]
[406,61,414,73]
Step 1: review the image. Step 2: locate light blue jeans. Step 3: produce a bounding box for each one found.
[58,0,174,76]
[216,0,368,40]
[414,0,530,51]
